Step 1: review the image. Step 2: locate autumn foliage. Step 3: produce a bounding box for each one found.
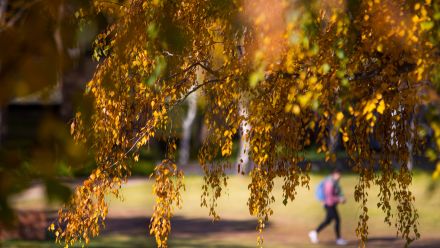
[48,0,440,247]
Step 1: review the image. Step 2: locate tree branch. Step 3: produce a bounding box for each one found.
[108,76,224,169]
[351,61,416,81]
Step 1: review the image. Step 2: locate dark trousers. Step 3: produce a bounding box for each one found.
[316,205,341,239]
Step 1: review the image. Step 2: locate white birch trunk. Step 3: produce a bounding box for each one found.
[328,122,339,153]
[178,67,203,166]
[406,116,415,171]
[236,101,251,174]
[178,91,198,166]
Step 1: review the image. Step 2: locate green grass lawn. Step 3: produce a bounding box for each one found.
[4,173,440,247]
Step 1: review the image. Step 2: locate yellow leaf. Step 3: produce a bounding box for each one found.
[376,93,382,100]
[298,92,312,107]
[70,122,75,135]
[414,3,421,10]
[376,44,383,52]
[412,15,420,23]
[223,130,229,137]
[336,112,344,122]
[377,100,385,114]
[292,104,300,115]
[433,162,440,180]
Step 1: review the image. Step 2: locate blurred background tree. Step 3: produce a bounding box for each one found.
[0,0,101,225]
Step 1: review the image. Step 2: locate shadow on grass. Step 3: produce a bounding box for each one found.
[88,236,253,248]
[3,236,253,248]
[5,235,440,248]
[2,215,261,247]
[363,237,440,248]
[103,215,264,236]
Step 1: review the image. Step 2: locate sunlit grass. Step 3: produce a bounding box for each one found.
[5,172,440,248]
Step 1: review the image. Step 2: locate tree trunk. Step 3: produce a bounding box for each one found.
[0,0,7,25]
[406,115,415,171]
[53,2,64,107]
[328,122,339,154]
[236,101,251,174]
[0,108,3,146]
[0,1,5,146]
[390,108,398,148]
[178,91,198,166]
[179,66,204,166]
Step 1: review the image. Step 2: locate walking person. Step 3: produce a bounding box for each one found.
[309,168,348,245]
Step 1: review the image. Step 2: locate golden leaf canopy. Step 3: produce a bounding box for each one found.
[53,0,440,247]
